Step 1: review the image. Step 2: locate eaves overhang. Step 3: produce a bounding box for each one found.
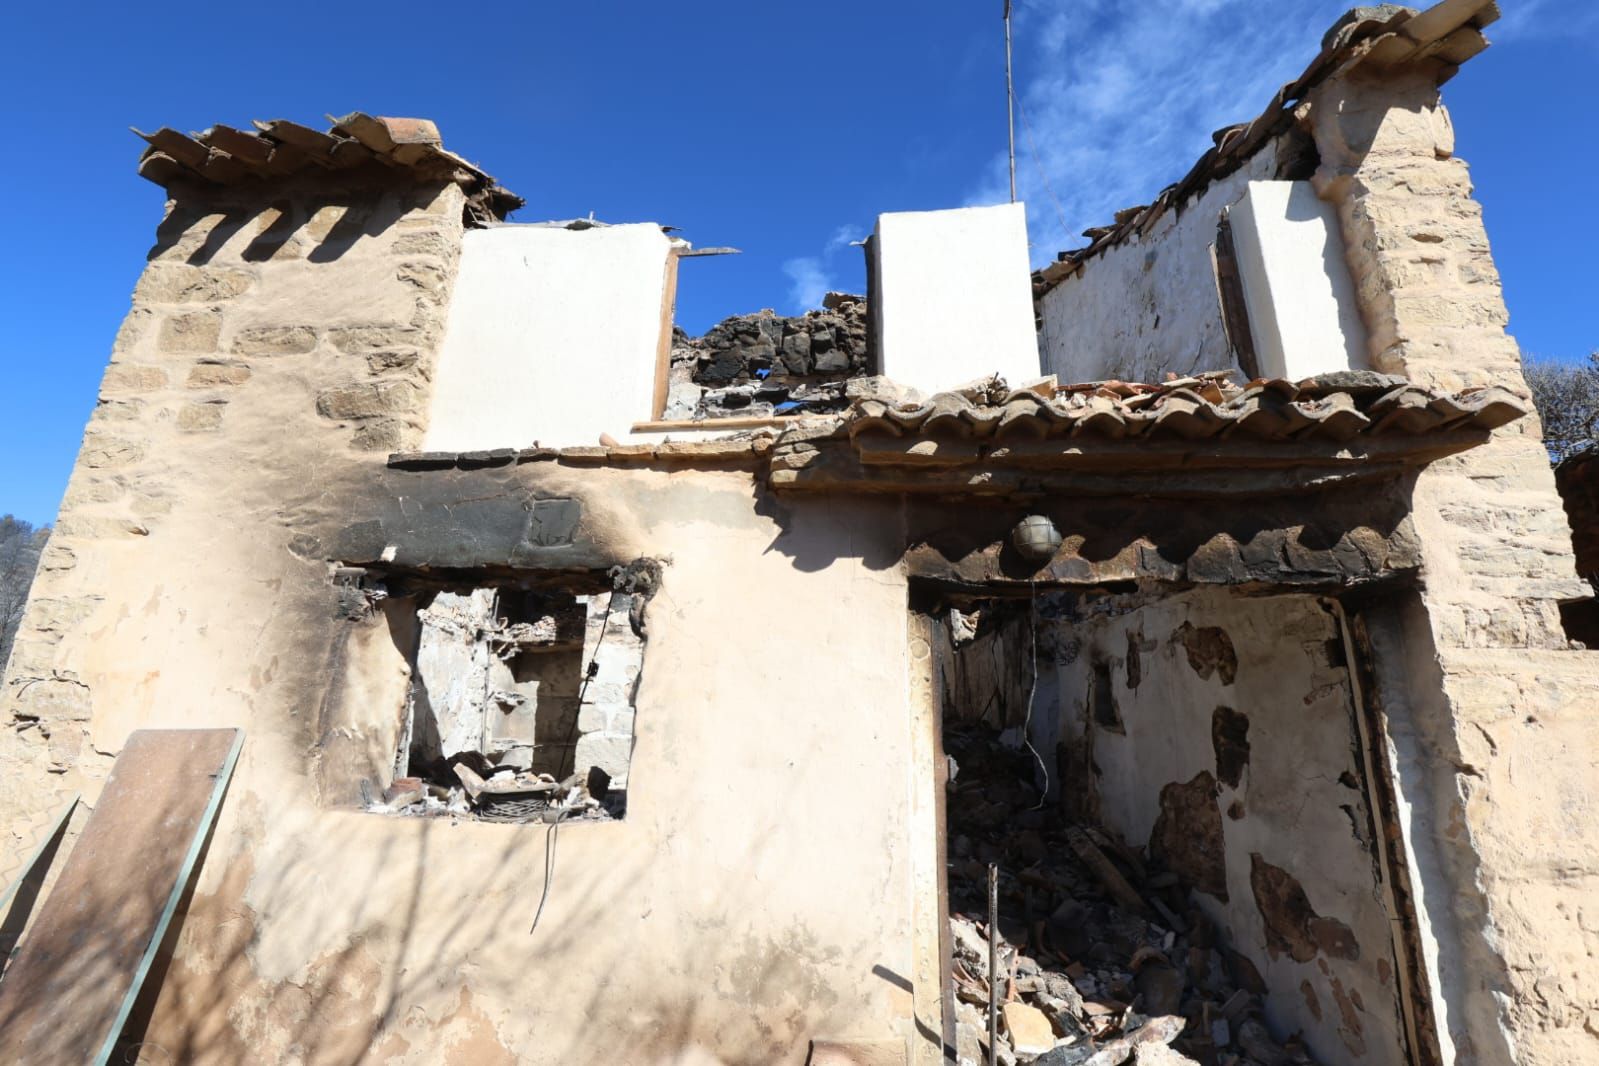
[386,371,1525,503]
[767,373,1526,499]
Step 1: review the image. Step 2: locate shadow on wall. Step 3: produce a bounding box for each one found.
[107,748,860,1065]
[149,184,427,267]
[752,487,904,576]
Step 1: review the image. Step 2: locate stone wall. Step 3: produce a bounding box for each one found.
[0,162,934,1061]
[1,170,467,888]
[1308,67,1597,1065]
[664,296,871,421]
[572,589,645,788]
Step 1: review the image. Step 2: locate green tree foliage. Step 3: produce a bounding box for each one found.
[1524,352,1599,465]
[0,515,50,675]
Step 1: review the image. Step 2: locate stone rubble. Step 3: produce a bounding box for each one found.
[945,724,1315,1066]
[365,762,617,823]
[663,293,871,421]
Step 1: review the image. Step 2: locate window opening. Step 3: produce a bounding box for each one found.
[365,572,648,823]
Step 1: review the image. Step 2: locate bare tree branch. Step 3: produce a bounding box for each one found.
[0,515,50,676]
[1524,352,1599,465]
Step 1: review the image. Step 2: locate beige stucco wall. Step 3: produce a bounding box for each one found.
[1309,67,1598,1065]
[126,471,923,1065]
[0,175,936,1064]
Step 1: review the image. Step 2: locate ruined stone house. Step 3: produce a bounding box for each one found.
[1,2,1595,1064]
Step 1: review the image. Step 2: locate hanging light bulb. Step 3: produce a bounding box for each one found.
[1011,515,1062,562]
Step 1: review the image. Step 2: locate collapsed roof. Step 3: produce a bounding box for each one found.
[1032,0,1503,299]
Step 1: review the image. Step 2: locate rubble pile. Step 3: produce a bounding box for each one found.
[945,724,1314,1066]
[366,762,618,823]
[663,293,870,420]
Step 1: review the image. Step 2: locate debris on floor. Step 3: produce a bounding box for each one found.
[946,724,1315,1066]
[364,762,618,823]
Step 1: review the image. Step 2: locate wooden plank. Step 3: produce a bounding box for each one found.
[1212,213,1261,381]
[649,249,682,420]
[0,729,243,1066]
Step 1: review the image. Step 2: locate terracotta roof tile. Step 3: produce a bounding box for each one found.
[841,373,1525,445]
[132,112,522,220]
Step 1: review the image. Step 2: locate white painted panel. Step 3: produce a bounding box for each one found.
[423,224,671,450]
[872,202,1041,392]
[1229,180,1368,381]
[1036,148,1278,385]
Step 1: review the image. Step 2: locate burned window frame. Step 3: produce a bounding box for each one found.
[335,561,661,825]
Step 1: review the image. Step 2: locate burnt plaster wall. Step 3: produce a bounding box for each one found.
[1034,588,1409,1065]
[934,604,1036,734]
[900,480,1422,590]
[8,459,930,1064]
[0,178,935,1061]
[1307,67,1599,1064]
[1037,130,1314,385]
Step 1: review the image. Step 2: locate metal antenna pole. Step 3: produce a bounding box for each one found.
[1004,0,1017,204]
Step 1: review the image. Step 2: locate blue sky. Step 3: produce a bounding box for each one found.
[0,0,1593,527]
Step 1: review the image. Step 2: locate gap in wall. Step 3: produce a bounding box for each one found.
[925,584,1421,1065]
[350,569,643,824]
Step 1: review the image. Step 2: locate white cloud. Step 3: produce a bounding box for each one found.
[781,225,868,312]
[827,224,866,251]
[782,256,832,311]
[971,0,1351,265]
[1493,0,1599,44]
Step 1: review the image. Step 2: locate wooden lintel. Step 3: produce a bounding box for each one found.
[846,428,1485,474]
[771,459,1416,499]
[632,415,835,433]
[648,250,681,421]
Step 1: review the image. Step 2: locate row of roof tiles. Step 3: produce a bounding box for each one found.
[1033,0,1501,297]
[133,113,522,217]
[384,372,1527,475]
[842,374,1526,444]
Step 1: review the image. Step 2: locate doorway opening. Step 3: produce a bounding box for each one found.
[921,583,1427,1065]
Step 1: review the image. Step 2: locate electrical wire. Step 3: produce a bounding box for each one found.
[528,807,567,936]
[556,593,617,780]
[1021,580,1050,810]
[532,590,617,936]
[1015,93,1076,254]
